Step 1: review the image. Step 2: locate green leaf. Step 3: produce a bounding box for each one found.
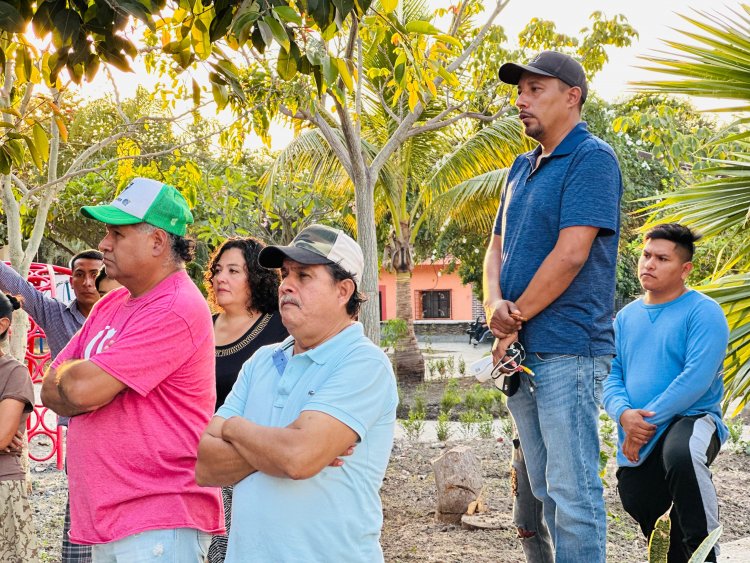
[334,57,353,90]
[381,0,397,15]
[212,81,229,110]
[33,122,49,160]
[307,0,334,29]
[210,5,234,42]
[322,55,339,85]
[263,16,290,52]
[436,34,462,50]
[277,47,298,81]
[0,148,10,174]
[23,136,43,170]
[257,19,274,47]
[273,6,302,25]
[5,139,24,166]
[192,78,201,107]
[332,0,355,19]
[52,9,82,46]
[405,21,441,35]
[117,0,154,30]
[0,3,26,33]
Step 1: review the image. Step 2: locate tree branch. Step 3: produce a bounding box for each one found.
[405,107,511,138]
[370,0,508,177]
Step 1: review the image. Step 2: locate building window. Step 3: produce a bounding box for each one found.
[421,290,451,319]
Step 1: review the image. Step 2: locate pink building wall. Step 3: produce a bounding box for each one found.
[378,262,475,321]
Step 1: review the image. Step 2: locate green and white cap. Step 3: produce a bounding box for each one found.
[258,224,364,285]
[80,177,193,236]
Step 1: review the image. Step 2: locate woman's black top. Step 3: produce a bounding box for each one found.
[214,311,288,410]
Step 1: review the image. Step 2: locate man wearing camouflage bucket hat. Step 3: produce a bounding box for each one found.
[42,177,223,561]
[196,224,398,562]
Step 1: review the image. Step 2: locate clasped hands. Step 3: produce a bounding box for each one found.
[486,299,526,368]
[619,409,656,463]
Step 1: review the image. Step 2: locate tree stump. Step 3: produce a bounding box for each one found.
[432,445,483,523]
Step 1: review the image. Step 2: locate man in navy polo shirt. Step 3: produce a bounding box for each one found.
[483,51,622,563]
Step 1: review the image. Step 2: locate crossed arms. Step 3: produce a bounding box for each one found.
[41,360,126,417]
[196,411,357,486]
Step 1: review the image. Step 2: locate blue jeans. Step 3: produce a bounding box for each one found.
[91,528,211,562]
[507,353,611,563]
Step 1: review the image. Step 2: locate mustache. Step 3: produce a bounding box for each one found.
[279,296,301,307]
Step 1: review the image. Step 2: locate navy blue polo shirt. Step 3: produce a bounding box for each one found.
[492,122,622,356]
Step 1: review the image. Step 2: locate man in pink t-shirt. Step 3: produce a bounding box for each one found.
[41,178,223,562]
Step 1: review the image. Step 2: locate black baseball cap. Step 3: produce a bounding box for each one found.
[498,51,588,103]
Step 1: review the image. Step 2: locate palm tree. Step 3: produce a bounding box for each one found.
[637,5,750,413]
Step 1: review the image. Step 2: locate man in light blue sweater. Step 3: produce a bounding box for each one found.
[603,223,728,563]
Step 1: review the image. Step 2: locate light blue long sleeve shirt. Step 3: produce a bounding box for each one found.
[603,290,728,467]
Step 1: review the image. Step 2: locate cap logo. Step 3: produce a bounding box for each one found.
[531,54,542,63]
[118,198,130,206]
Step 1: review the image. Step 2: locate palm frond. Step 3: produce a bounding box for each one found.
[699,274,750,415]
[634,8,750,110]
[420,168,509,235]
[427,116,530,192]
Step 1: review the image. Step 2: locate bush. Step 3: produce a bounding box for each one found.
[477,409,495,439]
[459,410,480,439]
[440,379,461,414]
[464,383,502,414]
[400,408,425,442]
[436,411,451,442]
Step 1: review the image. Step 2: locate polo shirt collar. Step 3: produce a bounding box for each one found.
[524,122,590,169]
[276,322,363,366]
[550,121,590,156]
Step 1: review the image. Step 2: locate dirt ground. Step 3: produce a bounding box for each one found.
[27,378,750,562]
[380,438,750,563]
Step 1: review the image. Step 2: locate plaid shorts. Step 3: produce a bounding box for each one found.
[62,495,92,563]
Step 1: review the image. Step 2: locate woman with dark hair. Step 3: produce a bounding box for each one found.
[0,293,38,561]
[204,237,288,563]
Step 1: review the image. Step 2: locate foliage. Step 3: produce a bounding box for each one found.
[439,378,461,414]
[598,413,616,487]
[436,410,451,442]
[458,409,479,439]
[636,5,750,412]
[647,517,722,563]
[463,383,502,415]
[381,318,408,353]
[477,409,494,439]
[399,408,425,442]
[725,416,750,454]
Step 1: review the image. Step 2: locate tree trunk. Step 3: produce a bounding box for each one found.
[354,176,381,345]
[394,269,425,383]
[432,445,483,524]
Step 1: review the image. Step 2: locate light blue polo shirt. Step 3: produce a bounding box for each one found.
[216,322,398,563]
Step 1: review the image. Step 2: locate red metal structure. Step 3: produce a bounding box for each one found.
[15,262,73,470]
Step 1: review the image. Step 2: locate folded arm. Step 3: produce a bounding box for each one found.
[221,410,358,481]
[41,360,127,417]
[0,399,26,449]
[195,416,257,487]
